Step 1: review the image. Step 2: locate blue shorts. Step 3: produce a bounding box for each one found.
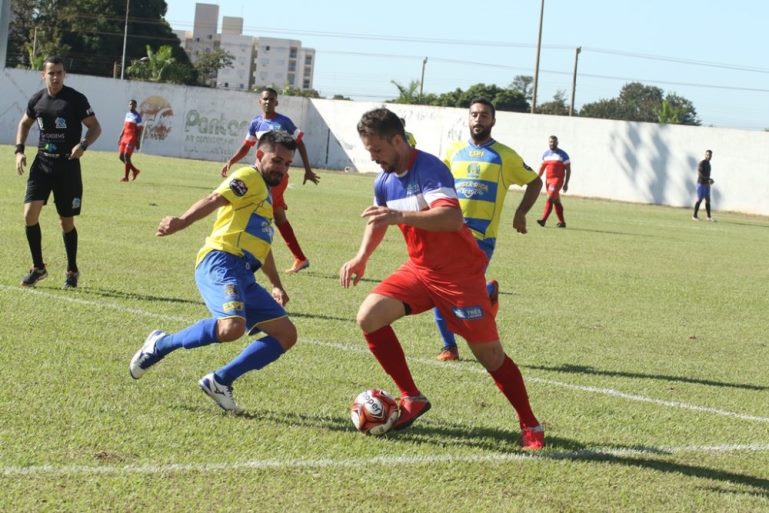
[696,183,711,201]
[195,250,287,332]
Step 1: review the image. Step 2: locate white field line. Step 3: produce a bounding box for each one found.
[3,285,769,426]
[3,444,769,477]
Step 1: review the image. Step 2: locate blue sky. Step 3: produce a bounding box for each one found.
[163,0,769,130]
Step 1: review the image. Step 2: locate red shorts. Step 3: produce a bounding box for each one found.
[118,140,137,156]
[271,173,289,210]
[373,260,499,344]
[546,177,564,199]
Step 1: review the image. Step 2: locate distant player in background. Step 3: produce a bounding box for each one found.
[536,135,571,228]
[692,149,714,221]
[129,131,299,413]
[15,55,102,289]
[221,87,320,273]
[400,117,416,147]
[435,98,542,361]
[339,107,544,449]
[118,99,143,181]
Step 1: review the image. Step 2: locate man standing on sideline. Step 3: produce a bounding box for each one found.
[129,131,299,413]
[339,108,544,449]
[221,87,319,274]
[117,99,143,181]
[536,135,571,228]
[692,149,714,221]
[15,55,102,289]
[435,98,542,361]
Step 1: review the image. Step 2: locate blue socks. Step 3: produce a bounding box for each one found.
[434,307,457,350]
[215,336,285,386]
[155,318,219,355]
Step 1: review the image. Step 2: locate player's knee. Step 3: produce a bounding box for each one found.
[275,321,298,351]
[216,318,246,342]
[119,154,125,163]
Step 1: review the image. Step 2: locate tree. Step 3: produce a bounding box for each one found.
[389,80,422,104]
[537,90,569,116]
[280,84,322,98]
[194,47,234,86]
[7,0,192,79]
[510,75,534,101]
[126,45,193,84]
[579,82,700,125]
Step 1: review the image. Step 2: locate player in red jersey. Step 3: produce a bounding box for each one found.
[117,99,143,181]
[536,135,571,228]
[339,108,544,449]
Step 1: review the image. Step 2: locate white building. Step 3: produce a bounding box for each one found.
[176,3,315,92]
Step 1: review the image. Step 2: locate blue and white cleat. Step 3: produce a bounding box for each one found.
[198,373,241,413]
[129,329,167,379]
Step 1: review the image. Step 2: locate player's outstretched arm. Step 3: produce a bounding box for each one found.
[221,143,251,177]
[157,192,227,236]
[340,219,387,288]
[297,141,320,185]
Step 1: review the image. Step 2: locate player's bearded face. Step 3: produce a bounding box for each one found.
[258,146,293,186]
[468,105,495,143]
[362,134,399,173]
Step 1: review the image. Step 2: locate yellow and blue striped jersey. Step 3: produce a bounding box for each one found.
[195,166,274,269]
[444,139,538,249]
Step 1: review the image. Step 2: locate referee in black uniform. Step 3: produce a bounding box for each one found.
[15,55,101,288]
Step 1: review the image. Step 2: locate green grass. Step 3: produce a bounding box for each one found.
[1,146,768,512]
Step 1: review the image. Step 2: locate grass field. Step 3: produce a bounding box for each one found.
[1,146,768,513]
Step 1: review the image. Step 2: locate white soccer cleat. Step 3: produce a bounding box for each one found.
[198,373,241,413]
[129,329,167,379]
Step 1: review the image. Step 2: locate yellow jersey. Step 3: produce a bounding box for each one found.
[444,139,538,250]
[195,166,274,268]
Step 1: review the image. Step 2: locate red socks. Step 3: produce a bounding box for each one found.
[489,356,540,428]
[554,202,565,223]
[276,221,307,261]
[542,200,553,221]
[363,326,420,398]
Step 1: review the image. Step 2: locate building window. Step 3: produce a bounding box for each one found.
[305,55,312,64]
[303,79,311,89]
[265,45,270,51]
[289,47,297,58]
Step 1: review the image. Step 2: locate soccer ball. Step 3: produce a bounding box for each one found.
[350,389,400,436]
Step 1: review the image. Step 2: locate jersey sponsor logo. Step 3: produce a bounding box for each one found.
[224,284,238,297]
[55,117,67,129]
[452,305,484,320]
[222,300,244,312]
[466,163,481,178]
[230,179,248,197]
[469,150,485,158]
[455,180,489,199]
[72,198,81,209]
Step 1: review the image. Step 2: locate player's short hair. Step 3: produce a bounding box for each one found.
[43,55,65,70]
[469,97,495,117]
[705,149,712,155]
[357,108,406,141]
[129,99,137,105]
[259,87,279,98]
[257,130,297,153]
[549,135,558,142]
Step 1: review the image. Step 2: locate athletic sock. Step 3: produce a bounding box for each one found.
[488,355,540,429]
[693,200,701,217]
[542,200,553,221]
[364,325,420,398]
[155,318,219,355]
[215,336,285,386]
[554,203,565,224]
[124,162,131,180]
[26,223,44,269]
[705,201,711,218]
[433,307,457,349]
[276,221,307,261]
[62,228,78,273]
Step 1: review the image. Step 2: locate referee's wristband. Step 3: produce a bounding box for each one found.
[15,144,24,154]
[79,139,89,151]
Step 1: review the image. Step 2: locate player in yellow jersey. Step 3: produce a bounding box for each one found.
[129,131,299,413]
[435,98,542,361]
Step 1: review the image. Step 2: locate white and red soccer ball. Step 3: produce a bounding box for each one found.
[350,389,400,436]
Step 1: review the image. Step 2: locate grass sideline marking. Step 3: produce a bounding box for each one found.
[3,444,769,477]
[4,284,769,426]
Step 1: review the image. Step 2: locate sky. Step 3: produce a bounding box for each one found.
[162,0,769,131]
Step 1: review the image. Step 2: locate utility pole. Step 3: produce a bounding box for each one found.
[531,0,545,113]
[419,57,427,104]
[569,47,581,116]
[120,0,131,79]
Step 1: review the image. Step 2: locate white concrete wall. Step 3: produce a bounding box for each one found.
[2,68,768,216]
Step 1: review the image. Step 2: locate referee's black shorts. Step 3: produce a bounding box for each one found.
[24,154,83,217]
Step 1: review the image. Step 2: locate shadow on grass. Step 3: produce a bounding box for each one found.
[526,363,769,391]
[562,227,674,239]
[82,287,203,306]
